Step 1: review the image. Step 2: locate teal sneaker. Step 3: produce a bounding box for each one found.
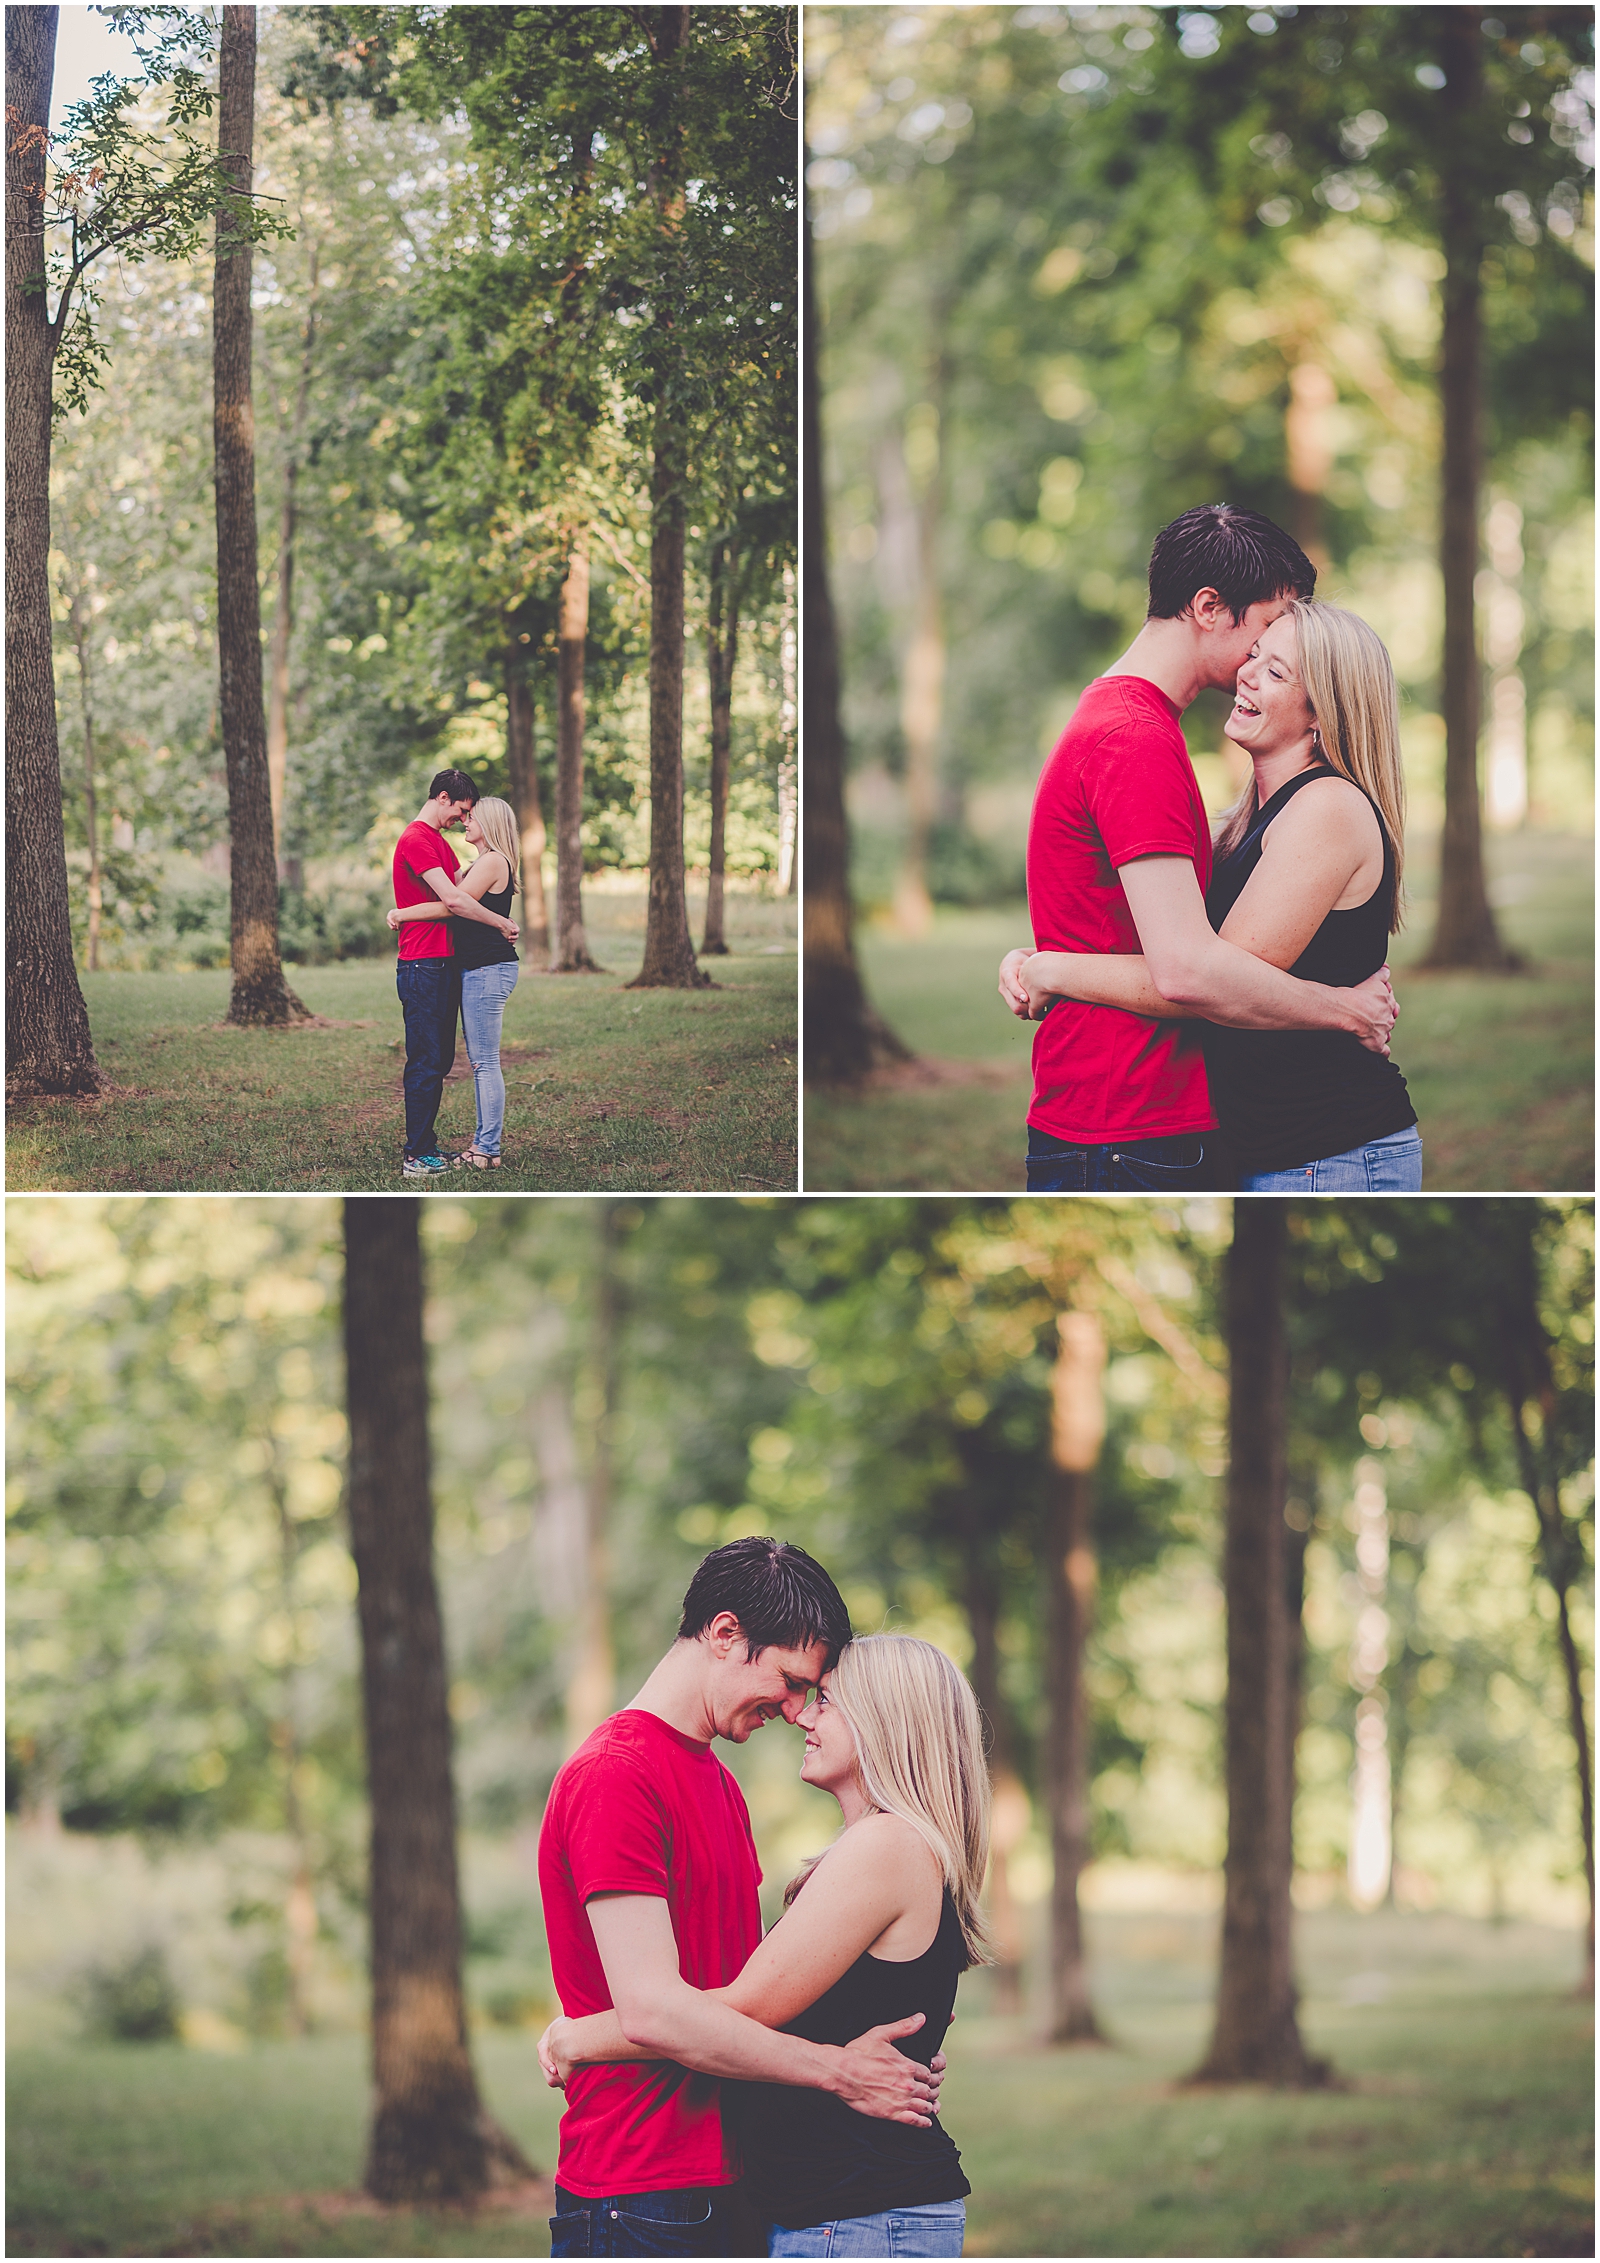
[401,1151,454,1178]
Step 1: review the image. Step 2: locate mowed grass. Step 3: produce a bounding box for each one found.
[8,892,797,1194]
[803,830,1593,1194]
[6,1908,1590,2257]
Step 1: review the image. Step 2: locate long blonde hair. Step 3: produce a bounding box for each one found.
[469,795,520,893]
[789,1635,993,1967]
[1215,598,1406,931]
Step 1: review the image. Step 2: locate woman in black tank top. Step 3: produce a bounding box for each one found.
[1013,600,1421,1190]
[539,1635,991,2258]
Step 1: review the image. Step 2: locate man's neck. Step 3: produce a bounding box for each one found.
[415,801,446,832]
[1101,618,1213,711]
[627,1645,715,1745]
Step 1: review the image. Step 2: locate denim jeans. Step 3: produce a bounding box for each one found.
[1025,1126,1229,1193]
[395,955,460,1156]
[767,2201,966,2258]
[550,2183,726,2258]
[459,959,519,1154]
[1241,1124,1422,1193]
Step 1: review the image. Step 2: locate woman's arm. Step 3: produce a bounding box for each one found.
[1213,780,1379,968]
[387,854,516,936]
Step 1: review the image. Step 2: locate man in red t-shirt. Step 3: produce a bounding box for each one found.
[391,769,512,1177]
[539,1539,940,2258]
[1000,504,1396,1191]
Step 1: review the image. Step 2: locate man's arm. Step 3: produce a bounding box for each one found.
[1118,858,1395,1050]
[584,1894,939,2125]
[413,862,517,932]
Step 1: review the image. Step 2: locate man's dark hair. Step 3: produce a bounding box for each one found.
[428,768,480,805]
[678,1537,852,1667]
[1147,504,1315,623]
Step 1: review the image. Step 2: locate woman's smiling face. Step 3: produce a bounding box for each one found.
[798,1674,859,1801]
[462,807,486,847]
[1225,610,1316,761]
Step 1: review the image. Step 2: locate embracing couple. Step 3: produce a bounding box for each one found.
[1000,504,1422,1193]
[536,1536,988,2259]
[389,769,523,1177]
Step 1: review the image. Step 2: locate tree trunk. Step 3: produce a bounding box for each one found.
[891,365,947,941]
[1190,1204,1321,2087]
[566,1203,625,1748]
[1423,9,1512,970]
[504,652,550,963]
[65,568,104,974]
[701,534,739,954]
[5,3,102,1097]
[552,535,601,971]
[1045,1310,1106,2045]
[801,202,909,1082]
[629,6,710,991]
[961,1526,1028,2016]
[777,561,797,895]
[214,6,307,1027]
[343,1201,537,2199]
[266,239,320,875]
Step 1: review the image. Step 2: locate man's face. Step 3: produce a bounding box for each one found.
[708,1624,830,1744]
[1207,592,1295,687]
[443,796,475,830]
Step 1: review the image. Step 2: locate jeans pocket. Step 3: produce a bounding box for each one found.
[611,2197,715,2257]
[1114,1143,1205,1191]
[551,2208,593,2258]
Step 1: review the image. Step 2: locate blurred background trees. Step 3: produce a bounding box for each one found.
[8,1194,1592,2065]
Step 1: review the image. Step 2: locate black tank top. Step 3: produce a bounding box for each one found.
[730,1884,972,2229]
[450,860,517,969]
[1201,767,1415,1174]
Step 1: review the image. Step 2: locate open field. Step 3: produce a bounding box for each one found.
[8,892,797,1194]
[7,1905,1590,2257]
[803,830,1593,1194]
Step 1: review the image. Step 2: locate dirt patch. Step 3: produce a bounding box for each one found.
[843,1055,1025,1094]
[211,1015,371,1033]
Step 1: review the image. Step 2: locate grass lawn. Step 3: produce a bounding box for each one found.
[803,830,1593,1194]
[8,892,796,1194]
[6,1907,1590,2257]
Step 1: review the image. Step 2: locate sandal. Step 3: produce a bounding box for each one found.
[454,1147,502,1170]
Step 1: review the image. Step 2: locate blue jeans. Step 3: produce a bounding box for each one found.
[1241,1124,1422,1193]
[550,2184,727,2258]
[767,2202,966,2257]
[1026,1126,1229,1193]
[395,956,460,1156]
[459,959,519,1154]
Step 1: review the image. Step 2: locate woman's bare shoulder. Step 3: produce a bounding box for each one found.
[1272,772,1379,837]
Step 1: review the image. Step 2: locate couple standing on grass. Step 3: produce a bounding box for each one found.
[389,767,522,1177]
[1000,503,1423,1193]
[535,1537,990,2259]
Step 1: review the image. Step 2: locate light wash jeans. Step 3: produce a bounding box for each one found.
[767,2201,965,2257]
[1241,1123,1422,1193]
[459,959,519,1155]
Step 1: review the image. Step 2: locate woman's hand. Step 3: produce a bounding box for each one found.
[998,948,1034,1018]
[1019,953,1062,1022]
[1338,965,1398,1055]
[538,2015,576,2090]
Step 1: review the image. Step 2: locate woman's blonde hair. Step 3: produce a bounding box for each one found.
[1215,598,1406,931]
[469,796,520,892]
[795,1634,993,1967]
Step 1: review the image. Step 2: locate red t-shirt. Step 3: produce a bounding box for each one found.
[1026,674,1215,1142]
[392,819,458,960]
[538,1709,764,2199]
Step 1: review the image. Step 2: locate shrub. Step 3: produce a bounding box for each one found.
[79,1945,181,2043]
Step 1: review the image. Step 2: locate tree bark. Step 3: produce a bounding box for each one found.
[5,3,102,1097]
[504,651,550,963]
[343,1200,537,2199]
[1423,9,1512,970]
[65,567,104,974]
[960,1523,1028,2016]
[552,536,601,971]
[213,5,307,1027]
[777,560,797,895]
[701,534,739,954]
[266,239,320,875]
[629,6,710,991]
[1045,1310,1106,2045]
[1190,1204,1321,2087]
[565,1203,625,1749]
[891,360,948,941]
[801,201,909,1082]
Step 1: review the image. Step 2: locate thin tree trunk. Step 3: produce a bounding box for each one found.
[552,536,601,971]
[1423,9,1512,970]
[777,560,797,895]
[5,3,102,1096]
[504,653,550,963]
[702,534,739,954]
[801,200,909,1082]
[629,5,709,991]
[1045,1309,1106,2045]
[892,364,947,940]
[343,1201,536,2199]
[566,1203,625,1748]
[266,238,320,875]
[1190,1204,1321,2087]
[961,1528,1027,2016]
[214,5,307,1026]
[65,569,104,973]
[265,1442,315,2037]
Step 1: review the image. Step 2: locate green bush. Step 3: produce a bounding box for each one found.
[78,1945,181,2043]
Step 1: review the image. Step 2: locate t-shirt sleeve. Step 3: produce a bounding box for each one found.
[564,1751,673,1904]
[1082,717,1199,870]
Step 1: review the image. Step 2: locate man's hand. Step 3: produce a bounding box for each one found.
[1018,954,1059,1022]
[497,917,520,941]
[386,908,402,932]
[1337,965,1397,1055]
[832,2014,939,2126]
[537,2015,573,2090]
[998,948,1034,1019]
